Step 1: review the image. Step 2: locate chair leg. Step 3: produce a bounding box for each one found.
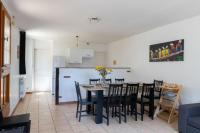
[79,104,82,122]
[141,103,143,121]
[107,106,109,126]
[76,102,79,118]
[92,104,95,115]
[119,106,121,124]
[115,106,117,117]
[127,105,130,115]
[112,106,114,117]
[135,104,137,121]
[124,105,127,123]
[131,104,133,116]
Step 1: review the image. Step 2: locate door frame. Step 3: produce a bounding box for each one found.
[0,2,11,116]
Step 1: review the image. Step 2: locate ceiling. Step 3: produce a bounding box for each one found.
[6,0,200,44]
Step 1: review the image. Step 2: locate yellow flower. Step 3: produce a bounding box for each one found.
[106,68,112,73]
[95,66,104,71]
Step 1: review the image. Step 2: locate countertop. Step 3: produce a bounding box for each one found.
[57,67,131,69]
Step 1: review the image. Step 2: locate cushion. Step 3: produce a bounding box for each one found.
[188,117,200,130]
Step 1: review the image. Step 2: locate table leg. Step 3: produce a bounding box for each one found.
[149,88,154,119]
[86,91,91,114]
[95,90,103,124]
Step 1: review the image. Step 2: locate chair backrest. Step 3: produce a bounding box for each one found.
[107,84,123,103]
[154,80,163,92]
[105,79,112,84]
[125,83,139,97]
[89,79,100,85]
[141,83,155,98]
[115,78,124,83]
[75,81,82,102]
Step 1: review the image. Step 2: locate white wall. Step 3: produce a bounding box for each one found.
[25,38,35,92]
[107,15,200,104]
[53,39,107,67]
[10,24,20,114]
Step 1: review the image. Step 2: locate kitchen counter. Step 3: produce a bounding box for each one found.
[55,67,133,104]
[57,66,131,69]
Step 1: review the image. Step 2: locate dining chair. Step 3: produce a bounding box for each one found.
[75,81,95,122]
[154,80,163,99]
[105,79,112,84]
[123,83,139,121]
[115,78,125,83]
[103,84,124,125]
[137,83,155,121]
[89,79,100,85]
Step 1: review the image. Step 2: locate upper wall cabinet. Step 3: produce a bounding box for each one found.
[82,49,94,58]
[68,48,82,63]
[68,48,94,64]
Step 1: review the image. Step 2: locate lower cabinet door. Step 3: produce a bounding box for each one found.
[59,75,76,103]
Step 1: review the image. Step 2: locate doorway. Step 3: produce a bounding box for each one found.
[34,49,51,92]
[0,3,11,116]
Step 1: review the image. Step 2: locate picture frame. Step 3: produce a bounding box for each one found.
[149,39,184,62]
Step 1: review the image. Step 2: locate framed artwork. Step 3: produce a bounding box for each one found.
[149,39,184,62]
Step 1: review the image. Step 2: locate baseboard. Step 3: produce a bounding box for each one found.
[11,98,21,116]
[26,91,33,94]
[59,101,77,105]
[11,93,30,116]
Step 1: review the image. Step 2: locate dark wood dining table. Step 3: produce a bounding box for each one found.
[80,83,155,124]
[80,84,106,124]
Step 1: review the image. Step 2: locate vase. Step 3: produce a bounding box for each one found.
[101,77,106,84]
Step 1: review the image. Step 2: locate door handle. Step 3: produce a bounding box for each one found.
[63,76,71,78]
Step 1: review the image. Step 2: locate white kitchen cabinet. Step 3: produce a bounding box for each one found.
[68,48,82,63]
[68,54,82,63]
[68,48,94,63]
[58,68,93,102]
[59,69,77,102]
[82,49,94,58]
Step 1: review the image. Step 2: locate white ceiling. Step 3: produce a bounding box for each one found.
[6,0,200,44]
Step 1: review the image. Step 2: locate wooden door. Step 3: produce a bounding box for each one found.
[0,2,11,116]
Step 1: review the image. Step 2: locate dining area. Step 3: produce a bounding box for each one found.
[75,78,163,125]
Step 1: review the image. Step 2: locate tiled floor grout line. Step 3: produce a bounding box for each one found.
[62,108,77,133]
[37,94,39,133]
[46,93,59,133]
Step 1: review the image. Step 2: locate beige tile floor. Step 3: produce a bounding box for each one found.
[14,92,178,133]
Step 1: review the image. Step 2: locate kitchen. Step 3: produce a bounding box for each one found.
[52,45,132,104]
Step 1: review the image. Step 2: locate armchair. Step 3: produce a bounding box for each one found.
[0,108,31,133]
[179,103,200,133]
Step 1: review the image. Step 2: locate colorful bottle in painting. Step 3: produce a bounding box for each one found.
[170,43,175,54]
[177,42,181,52]
[150,50,154,59]
[161,47,165,57]
[165,46,169,56]
[159,48,162,59]
[155,50,159,59]
[178,40,183,51]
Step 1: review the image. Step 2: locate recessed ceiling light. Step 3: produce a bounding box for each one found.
[88,17,101,23]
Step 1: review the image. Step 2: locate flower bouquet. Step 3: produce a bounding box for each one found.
[95,66,112,83]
